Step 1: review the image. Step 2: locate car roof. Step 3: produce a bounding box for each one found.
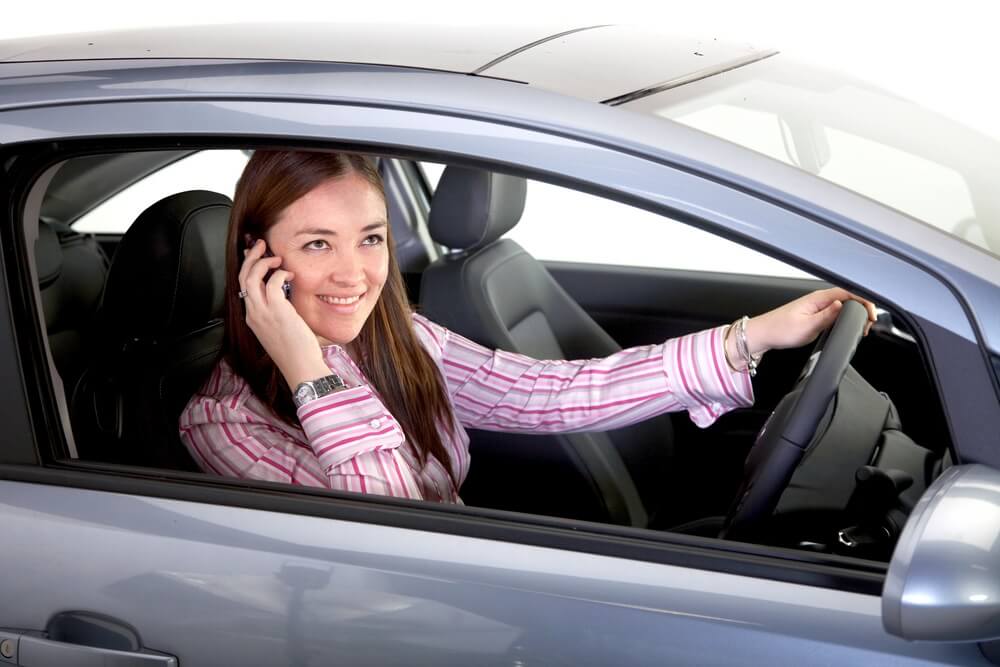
[0,23,771,103]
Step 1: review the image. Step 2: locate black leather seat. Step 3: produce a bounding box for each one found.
[71,191,231,470]
[420,167,679,528]
[35,220,109,396]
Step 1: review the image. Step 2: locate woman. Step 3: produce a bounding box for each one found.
[179,149,877,503]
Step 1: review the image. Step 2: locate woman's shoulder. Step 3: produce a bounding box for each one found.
[410,310,449,353]
[187,355,252,412]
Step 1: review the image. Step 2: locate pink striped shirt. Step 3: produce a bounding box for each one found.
[179,313,753,502]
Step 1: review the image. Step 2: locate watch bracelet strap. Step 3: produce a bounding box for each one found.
[295,374,348,407]
[314,374,347,394]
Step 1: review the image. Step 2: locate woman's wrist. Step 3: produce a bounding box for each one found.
[724,316,770,374]
[282,357,336,391]
[724,323,747,372]
[744,315,772,358]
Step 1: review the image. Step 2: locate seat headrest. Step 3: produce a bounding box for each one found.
[36,220,108,333]
[101,190,232,340]
[428,167,526,251]
[35,220,63,288]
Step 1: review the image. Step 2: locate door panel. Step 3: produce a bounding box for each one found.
[546,261,824,414]
[0,481,987,666]
[544,262,824,344]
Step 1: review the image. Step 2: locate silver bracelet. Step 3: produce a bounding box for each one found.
[734,315,761,377]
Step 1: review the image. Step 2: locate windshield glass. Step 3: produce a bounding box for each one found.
[623,55,1000,260]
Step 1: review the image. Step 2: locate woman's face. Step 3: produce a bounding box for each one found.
[265,171,389,348]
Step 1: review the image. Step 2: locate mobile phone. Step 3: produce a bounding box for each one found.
[245,234,292,299]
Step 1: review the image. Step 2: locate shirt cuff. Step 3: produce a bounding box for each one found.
[296,385,405,472]
[662,324,754,428]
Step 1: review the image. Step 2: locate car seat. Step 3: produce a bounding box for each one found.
[71,191,231,470]
[420,167,680,528]
[34,220,109,398]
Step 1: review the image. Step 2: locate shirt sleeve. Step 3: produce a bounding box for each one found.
[412,313,753,432]
[179,382,417,498]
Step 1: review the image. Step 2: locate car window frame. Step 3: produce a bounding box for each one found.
[2,126,985,597]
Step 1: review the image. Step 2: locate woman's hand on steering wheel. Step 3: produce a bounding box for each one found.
[744,288,878,357]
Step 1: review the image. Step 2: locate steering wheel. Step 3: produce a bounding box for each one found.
[720,299,870,541]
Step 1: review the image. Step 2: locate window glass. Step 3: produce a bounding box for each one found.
[671,105,975,237]
[73,150,249,234]
[818,128,975,235]
[625,56,999,259]
[676,104,797,165]
[419,161,812,279]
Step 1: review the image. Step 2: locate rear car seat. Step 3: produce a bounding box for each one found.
[34,219,109,398]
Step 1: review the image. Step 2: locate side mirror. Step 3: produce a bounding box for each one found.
[883,464,1000,642]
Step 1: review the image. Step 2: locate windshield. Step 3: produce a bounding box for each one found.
[623,55,1000,260]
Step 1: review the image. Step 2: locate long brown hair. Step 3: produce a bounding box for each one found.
[223,150,457,482]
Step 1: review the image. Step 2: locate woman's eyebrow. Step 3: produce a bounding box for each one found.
[294,221,387,237]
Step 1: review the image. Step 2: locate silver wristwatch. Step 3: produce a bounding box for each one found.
[293,373,348,408]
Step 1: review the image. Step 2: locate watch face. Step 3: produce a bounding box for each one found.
[294,383,317,405]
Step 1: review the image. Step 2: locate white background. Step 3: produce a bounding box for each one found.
[4,0,997,141]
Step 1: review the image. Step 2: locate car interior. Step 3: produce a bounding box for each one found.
[29,147,954,563]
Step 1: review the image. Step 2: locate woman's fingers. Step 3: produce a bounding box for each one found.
[755,288,879,352]
[243,255,282,304]
[265,268,294,303]
[237,238,265,288]
[817,298,843,328]
[815,289,878,338]
[810,287,852,313]
[816,288,877,324]
[842,294,877,336]
[238,241,263,303]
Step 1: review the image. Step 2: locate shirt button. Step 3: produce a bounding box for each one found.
[711,402,722,413]
[369,418,382,429]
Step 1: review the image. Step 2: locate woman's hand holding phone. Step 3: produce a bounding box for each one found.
[239,239,330,390]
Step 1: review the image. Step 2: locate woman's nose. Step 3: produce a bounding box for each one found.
[330,248,365,284]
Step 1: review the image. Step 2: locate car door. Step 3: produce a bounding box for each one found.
[0,59,997,666]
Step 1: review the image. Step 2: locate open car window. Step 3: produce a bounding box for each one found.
[27,145,952,571]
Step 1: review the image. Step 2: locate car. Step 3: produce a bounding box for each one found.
[0,22,999,667]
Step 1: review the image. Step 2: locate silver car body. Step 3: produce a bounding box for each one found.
[0,24,998,666]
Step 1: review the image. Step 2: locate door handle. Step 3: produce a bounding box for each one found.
[1,611,177,666]
[0,631,177,666]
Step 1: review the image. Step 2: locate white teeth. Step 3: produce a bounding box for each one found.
[319,294,361,305]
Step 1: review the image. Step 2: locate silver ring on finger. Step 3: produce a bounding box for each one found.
[237,289,249,299]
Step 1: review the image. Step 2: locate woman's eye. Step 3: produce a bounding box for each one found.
[304,239,329,251]
[362,234,385,247]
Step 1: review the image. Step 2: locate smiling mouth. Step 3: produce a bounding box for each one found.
[318,294,363,306]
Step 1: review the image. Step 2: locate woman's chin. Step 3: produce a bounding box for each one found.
[314,325,363,348]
